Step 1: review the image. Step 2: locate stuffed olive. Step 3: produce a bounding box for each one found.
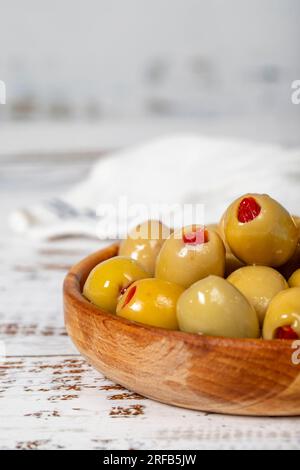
[223,194,298,267]
[263,288,300,340]
[116,278,183,330]
[155,225,225,288]
[83,257,148,313]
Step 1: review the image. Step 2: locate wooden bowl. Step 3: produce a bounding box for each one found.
[64,244,300,416]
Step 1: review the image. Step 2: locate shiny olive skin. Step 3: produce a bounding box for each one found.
[177,275,260,339]
[119,220,171,276]
[155,225,225,289]
[116,278,184,330]
[293,215,300,236]
[228,266,288,326]
[224,194,298,267]
[83,257,148,313]
[289,269,300,288]
[263,288,300,339]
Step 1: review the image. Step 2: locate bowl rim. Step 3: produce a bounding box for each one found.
[64,243,295,352]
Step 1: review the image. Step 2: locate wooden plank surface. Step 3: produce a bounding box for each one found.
[1,355,300,450]
[0,152,300,450]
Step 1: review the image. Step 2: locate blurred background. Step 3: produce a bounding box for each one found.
[0,0,300,149]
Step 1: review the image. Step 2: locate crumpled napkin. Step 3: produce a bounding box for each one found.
[10,134,300,240]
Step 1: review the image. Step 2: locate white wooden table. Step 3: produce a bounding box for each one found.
[1,145,300,450]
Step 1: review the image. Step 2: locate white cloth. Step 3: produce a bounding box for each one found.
[10,134,300,240]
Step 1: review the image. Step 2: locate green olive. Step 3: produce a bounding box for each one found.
[177,275,260,338]
[116,278,184,330]
[228,266,288,326]
[83,256,148,313]
[223,194,298,267]
[155,225,225,288]
[263,288,300,340]
[289,269,300,288]
[119,220,171,276]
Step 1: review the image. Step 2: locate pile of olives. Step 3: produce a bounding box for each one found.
[83,194,300,340]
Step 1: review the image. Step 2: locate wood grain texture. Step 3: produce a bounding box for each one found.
[64,245,300,417]
[3,356,300,450]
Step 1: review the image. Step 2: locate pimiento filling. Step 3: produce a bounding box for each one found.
[275,325,299,340]
[238,197,261,223]
[183,227,209,245]
[123,286,137,307]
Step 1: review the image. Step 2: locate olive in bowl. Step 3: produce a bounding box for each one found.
[119,220,171,276]
[228,266,288,326]
[177,276,260,339]
[263,288,300,340]
[288,269,300,288]
[83,256,148,313]
[155,225,225,288]
[223,194,298,267]
[116,278,184,330]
